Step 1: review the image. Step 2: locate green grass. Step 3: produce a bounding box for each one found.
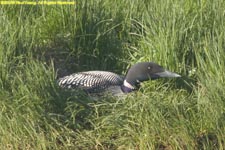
[0,0,225,149]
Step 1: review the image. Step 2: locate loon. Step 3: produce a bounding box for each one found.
[58,62,181,96]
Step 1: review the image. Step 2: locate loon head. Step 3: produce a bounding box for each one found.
[123,62,181,90]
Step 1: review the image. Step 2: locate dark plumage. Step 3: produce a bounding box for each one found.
[58,62,181,96]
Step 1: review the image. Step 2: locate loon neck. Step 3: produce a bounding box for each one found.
[121,80,136,93]
[124,80,135,89]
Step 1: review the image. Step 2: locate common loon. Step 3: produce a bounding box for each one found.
[58,62,181,96]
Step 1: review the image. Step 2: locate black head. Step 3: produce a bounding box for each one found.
[125,62,181,87]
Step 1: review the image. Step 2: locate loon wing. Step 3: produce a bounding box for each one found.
[58,71,124,93]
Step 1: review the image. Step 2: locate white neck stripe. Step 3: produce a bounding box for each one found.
[123,80,135,89]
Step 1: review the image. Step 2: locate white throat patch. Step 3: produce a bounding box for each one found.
[123,80,135,89]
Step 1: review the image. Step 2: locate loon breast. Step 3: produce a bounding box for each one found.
[58,71,124,93]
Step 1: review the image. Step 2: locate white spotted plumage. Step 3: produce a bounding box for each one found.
[58,71,124,93]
